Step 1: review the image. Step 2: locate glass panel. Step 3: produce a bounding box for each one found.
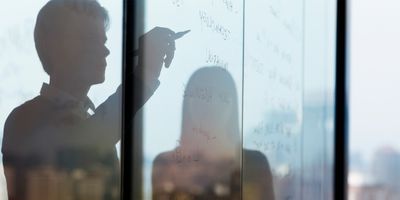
[136,0,244,199]
[135,0,337,199]
[243,0,305,199]
[0,0,123,199]
[243,0,336,199]
[302,0,336,199]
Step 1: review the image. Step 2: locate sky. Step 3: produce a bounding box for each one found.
[349,0,400,162]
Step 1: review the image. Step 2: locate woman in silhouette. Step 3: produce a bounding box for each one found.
[152,66,275,200]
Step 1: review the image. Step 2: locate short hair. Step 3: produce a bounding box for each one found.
[34,0,109,75]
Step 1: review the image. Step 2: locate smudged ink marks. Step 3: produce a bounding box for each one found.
[140,1,244,199]
[183,85,232,105]
[243,0,305,199]
[205,49,229,70]
[172,140,200,164]
[171,0,185,7]
[198,10,231,40]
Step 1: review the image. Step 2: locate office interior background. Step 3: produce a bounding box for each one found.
[0,0,398,199]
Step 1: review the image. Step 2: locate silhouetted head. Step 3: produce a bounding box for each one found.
[34,0,110,85]
[180,66,241,161]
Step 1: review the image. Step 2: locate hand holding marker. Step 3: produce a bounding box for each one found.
[133,29,191,57]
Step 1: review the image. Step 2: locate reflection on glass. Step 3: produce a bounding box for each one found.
[151,67,274,200]
[151,67,241,200]
[1,1,121,199]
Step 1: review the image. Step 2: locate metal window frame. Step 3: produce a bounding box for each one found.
[334,0,348,199]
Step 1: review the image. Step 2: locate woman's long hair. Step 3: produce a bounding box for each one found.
[179,66,241,164]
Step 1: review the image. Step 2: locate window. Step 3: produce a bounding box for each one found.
[132,0,337,199]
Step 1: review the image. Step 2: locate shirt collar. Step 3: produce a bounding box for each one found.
[40,83,95,112]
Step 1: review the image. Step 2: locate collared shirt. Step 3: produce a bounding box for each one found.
[40,83,95,119]
[2,83,122,200]
[2,75,157,200]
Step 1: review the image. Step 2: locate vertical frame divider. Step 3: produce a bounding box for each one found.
[334,0,348,199]
[122,0,138,199]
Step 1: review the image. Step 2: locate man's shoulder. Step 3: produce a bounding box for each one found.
[2,96,53,155]
[4,96,51,133]
[153,150,175,166]
[8,95,50,117]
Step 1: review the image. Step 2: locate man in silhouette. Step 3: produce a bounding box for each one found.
[1,0,177,199]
